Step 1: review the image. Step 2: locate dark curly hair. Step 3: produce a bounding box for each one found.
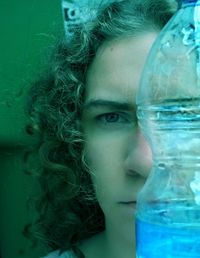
[27,0,177,257]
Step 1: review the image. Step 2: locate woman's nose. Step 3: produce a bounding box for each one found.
[125,127,152,178]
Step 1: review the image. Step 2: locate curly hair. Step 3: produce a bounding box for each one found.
[27,0,177,256]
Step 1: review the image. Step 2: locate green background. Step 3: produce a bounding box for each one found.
[0,1,63,257]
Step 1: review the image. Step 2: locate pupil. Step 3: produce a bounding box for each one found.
[106,113,118,122]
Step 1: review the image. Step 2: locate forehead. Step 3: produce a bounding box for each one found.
[85,33,157,102]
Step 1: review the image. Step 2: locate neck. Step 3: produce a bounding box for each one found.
[79,218,136,258]
[79,216,136,258]
[103,217,136,258]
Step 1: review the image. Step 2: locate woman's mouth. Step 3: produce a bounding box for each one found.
[119,201,136,207]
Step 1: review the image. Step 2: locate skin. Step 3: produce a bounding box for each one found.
[81,32,157,258]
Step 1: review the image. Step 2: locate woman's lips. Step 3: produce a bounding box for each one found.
[119,201,136,206]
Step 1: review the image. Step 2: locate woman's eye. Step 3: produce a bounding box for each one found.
[96,112,128,124]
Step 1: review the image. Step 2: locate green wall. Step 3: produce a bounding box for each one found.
[0,0,63,144]
[0,1,63,257]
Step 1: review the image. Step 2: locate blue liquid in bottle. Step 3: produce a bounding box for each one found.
[136,218,200,258]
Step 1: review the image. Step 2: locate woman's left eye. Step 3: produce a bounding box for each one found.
[96,112,129,124]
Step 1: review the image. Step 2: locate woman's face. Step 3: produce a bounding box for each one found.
[82,33,157,237]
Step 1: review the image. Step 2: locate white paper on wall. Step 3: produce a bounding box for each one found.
[61,0,120,40]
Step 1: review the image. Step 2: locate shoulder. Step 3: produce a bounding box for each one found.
[42,249,75,258]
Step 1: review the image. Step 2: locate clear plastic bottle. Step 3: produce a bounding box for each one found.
[136,0,200,257]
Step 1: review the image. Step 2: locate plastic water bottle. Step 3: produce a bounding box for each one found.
[136,0,200,257]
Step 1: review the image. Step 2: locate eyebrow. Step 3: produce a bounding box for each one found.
[83,99,135,111]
